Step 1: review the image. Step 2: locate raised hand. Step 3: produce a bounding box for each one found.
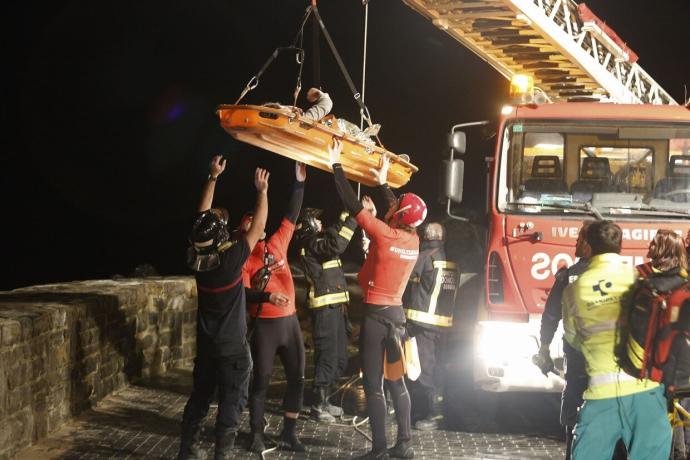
[362,195,377,217]
[296,161,307,182]
[210,155,226,178]
[254,168,269,193]
[306,87,322,103]
[369,155,389,186]
[269,292,290,307]
[328,137,343,166]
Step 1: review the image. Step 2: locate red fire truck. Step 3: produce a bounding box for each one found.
[403,0,690,396]
[447,101,690,393]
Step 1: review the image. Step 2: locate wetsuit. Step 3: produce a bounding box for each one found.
[332,164,419,453]
[182,236,252,441]
[539,257,589,460]
[243,179,304,436]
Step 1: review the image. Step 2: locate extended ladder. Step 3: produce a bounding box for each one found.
[402,0,677,105]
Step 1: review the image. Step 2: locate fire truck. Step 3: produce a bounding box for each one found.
[402,0,690,396]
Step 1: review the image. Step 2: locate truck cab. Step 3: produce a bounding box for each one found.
[447,102,690,392]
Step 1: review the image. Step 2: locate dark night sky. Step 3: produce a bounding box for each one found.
[3,0,689,289]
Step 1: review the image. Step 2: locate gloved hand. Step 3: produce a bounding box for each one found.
[532,346,554,376]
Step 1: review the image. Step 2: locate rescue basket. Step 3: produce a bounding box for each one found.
[217,104,418,189]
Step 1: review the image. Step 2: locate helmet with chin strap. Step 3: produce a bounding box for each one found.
[296,208,323,239]
[391,193,427,228]
[187,210,231,271]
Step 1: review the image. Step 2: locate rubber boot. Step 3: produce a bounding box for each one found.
[248,431,265,453]
[388,440,415,459]
[311,386,336,424]
[324,384,344,417]
[177,420,207,460]
[414,417,438,431]
[213,428,235,460]
[280,417,305,452]
[414,391,439,431]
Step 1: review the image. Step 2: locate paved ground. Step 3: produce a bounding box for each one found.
[16,363,566,460]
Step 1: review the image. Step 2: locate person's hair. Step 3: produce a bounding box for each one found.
[424,223,444,241]
[579,220,594,236]
[648,229,688,272]
[586,220,622,255]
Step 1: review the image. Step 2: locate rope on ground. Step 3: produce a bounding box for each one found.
[259,416,278,460]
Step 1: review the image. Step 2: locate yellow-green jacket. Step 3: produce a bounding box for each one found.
[563,253,659,400]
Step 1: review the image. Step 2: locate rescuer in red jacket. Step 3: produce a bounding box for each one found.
[329,139,427,460]
[241,162,306,453]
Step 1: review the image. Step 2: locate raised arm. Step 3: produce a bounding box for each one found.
[198,155,226,212]
[369,155,397,209]
[308,211,358,258]
[285,162,306,224]
[303,88,333,121]
[244,168,269,251]
[329,139,364,216]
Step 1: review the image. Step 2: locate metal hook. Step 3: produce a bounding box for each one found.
[248,76,258,90]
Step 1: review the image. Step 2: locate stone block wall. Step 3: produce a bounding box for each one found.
[0,277,198,460]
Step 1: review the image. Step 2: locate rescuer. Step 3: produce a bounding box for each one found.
[329,138,426,460]
[533,222,591,460]
[242,162,306,453]
[178,156,269,460]
[296,207,358,424]
[401,222,459,431]
[563,220,671,460]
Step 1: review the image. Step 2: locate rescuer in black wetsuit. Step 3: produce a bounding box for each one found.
[178,157,269,460]
[402,222,459,431]
[296,208,358,423]
[533,222,591,460]
[329,139,427,460]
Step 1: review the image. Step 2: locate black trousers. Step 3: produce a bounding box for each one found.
[562,340,588,460]
[406,322,442,419]
[311,303,348,389]
[360,305,411,451]
[249,314,305,431]
[182,336,252,432]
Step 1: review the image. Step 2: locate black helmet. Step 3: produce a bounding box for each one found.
[187,210,230,271]
[296,208,323,239]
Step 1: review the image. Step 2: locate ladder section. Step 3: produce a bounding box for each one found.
[402,0,677,105]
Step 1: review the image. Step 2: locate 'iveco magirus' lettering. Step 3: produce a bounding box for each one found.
[551,227,682,241]
[530,252,645,280]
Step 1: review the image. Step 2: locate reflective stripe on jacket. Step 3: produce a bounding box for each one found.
[402,241,459,328]
[562,253,659,400]
[299,212,358,309]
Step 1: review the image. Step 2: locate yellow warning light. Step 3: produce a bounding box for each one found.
[510,74,534,103]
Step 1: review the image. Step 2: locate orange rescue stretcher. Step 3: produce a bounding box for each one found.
[217,104,418,188]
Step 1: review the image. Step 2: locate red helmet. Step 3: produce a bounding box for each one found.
[392,193,427,228]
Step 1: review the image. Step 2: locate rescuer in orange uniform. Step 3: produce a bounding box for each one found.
[241,162,306,453]
[329,139,427,460]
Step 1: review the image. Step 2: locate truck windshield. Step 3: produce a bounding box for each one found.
[497,122,690,218]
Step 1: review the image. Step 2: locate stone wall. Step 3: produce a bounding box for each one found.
[0,277,198,460]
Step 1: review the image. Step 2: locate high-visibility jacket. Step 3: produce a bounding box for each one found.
[299,211,358,309]
[563,253,659,400]
[402,240,459,328]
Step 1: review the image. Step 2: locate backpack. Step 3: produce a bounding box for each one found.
[618,263,690,396]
